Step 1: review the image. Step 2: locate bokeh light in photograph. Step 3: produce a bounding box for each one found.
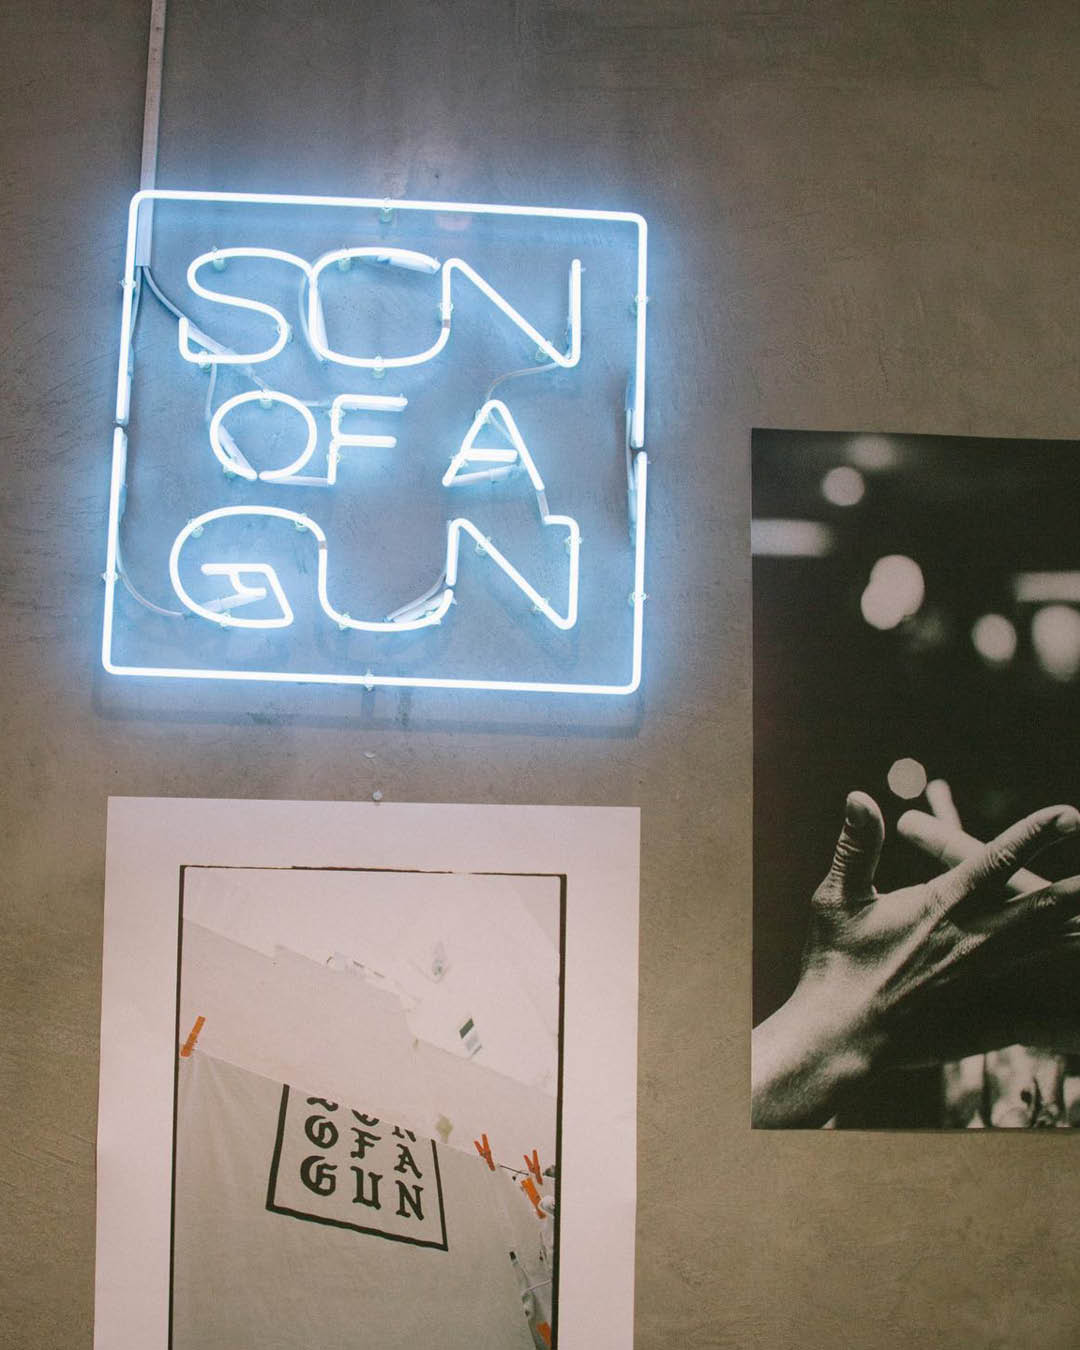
[1031,605,1080,682]
[971,613,1017,666]
[821,465,865,506]
[887,757,928,800]
[860,555,925,630]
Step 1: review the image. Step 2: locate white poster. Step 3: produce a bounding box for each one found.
[96,799,638,1350]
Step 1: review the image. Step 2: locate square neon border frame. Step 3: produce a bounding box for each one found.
[104,190,649,696]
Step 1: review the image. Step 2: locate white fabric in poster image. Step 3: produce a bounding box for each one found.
[174,1052,549,1350]
[178,867,561,1169]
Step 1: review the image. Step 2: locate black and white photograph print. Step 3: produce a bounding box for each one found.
[171,865,562,1348]
[751,429,1080,1129]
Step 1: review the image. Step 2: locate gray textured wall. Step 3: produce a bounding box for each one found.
[3,1,1079,1346]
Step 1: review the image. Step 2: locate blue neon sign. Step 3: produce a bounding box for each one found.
[104,191,648,695]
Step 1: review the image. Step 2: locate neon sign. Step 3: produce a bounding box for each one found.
[104,190,649,696]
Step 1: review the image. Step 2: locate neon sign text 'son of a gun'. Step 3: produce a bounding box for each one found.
[104,190,649,697]
[180,246,583,375]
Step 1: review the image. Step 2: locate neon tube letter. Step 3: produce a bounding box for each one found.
[442,401,581,630]
[327,393,408,484]
[208,389,319,482]
[169,506,453,633]
[307,250,581,371]
[178,248,313,366]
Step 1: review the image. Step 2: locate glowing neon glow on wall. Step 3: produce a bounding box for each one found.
[104,190,649,696]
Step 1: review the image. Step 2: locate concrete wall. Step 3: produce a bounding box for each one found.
[3,1,1079,1346]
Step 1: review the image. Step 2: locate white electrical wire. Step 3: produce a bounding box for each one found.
[483,359,557,403]
[115,540,184,618]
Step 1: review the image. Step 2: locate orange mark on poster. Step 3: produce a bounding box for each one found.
[179,1015,205,1058]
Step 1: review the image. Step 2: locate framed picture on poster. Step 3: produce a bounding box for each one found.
[96,798,639,1348]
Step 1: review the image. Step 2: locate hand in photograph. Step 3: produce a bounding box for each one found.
[897,807,1080,1063]
[751,793,1080,1127]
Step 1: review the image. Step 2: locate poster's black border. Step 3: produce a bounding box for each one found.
[168,863,567,1349]
[264,1083,449,1250]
